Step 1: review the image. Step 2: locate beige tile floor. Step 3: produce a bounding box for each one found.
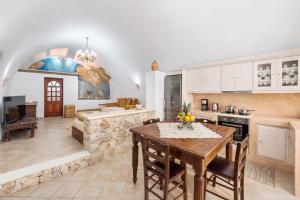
[0,138,298,200]
[0,117,83,174]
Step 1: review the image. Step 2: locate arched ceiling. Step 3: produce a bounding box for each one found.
[1,0,300,82]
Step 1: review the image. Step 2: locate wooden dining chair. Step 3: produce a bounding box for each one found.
[143,118,160,125]
[142,137,188,200]
[205,137,249,200]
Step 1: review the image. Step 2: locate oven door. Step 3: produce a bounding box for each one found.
[218,121,244,141]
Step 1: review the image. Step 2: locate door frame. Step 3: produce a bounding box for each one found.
[44,77,64,118]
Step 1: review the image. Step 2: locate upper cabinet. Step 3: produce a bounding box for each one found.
[253,59,277,91]
[221,62,253,91]
[277,56,300,91]
[186,66,221,93]
[253,56,300,92]
[184,54,300,93]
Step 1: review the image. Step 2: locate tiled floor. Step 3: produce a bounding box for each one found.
[0,138,298,200]
[0,117,83,174]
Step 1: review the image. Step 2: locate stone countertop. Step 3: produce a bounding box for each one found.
[192,109,300,130]
[252,114,300,130]
[192,109,254,119]
[82,108,155,120]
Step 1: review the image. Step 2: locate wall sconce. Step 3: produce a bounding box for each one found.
[134,79,141,90]
[136,83,141,90]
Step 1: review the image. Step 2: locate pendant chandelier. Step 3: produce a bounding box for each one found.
[77,37,97,63]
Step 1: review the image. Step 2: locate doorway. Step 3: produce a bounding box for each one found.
[44,78,63,117]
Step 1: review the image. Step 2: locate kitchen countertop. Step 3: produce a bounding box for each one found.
[82,108,155,120]
[192,109,254,119]
[192,109,300,130]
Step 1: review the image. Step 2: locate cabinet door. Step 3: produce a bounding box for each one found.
[186,68,206,92]
[256,124,288,162]
[202,66,221,92]
[277,56,300,90]
[235,62,253,91]
[221,64,236,91]
[253,59,277,91]
[186,67,221,92]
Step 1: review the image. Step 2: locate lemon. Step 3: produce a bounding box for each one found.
[184,116,191,122]
[191,116,195,121]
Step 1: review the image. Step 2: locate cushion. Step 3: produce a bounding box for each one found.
[119,98,128,108]
[132,98,139,105]
[127,98,133,105]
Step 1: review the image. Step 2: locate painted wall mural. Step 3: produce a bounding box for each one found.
[28,56,111,99]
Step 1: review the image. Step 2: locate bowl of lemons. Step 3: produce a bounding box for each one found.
[177,102,196,130]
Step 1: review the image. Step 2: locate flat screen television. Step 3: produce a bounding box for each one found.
[3,96,26,124]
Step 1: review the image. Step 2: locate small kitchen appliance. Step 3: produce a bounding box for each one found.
[212,103,219,112]
[201,99,209,111]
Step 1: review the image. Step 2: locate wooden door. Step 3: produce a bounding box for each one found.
[44,78,63,118]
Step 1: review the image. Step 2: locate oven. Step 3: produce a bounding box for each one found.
[218,116,249,141]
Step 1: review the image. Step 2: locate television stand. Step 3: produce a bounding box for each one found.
[2,117,38,142]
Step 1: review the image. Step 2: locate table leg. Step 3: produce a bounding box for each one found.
[30,127,35,138]
[194,162,206,200]
[6,131,10,142]
[132,134,139,184]
[194,172,205,200]
[226,140,233,161]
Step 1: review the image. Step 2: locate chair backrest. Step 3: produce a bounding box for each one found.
[143,118,160,125]
[234,137,249,181]
[142,137,170,182]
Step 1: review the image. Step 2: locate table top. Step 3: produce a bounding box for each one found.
[130,122,235,159]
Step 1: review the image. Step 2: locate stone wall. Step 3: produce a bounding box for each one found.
[0,110,155,195]
[83,110,155,157]
[0,152,96,195]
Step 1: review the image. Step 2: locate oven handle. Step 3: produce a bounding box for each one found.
[221,122,243,128]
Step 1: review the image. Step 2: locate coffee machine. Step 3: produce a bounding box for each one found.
[201,99,209,111]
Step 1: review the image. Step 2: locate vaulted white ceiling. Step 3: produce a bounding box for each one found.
[0,0,300,82]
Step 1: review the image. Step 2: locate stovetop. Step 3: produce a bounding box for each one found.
[218,112,254,119]
[221,112,250,116]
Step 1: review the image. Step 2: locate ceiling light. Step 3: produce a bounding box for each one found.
[77,37,96,63]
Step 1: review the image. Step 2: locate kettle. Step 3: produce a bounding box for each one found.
[212,103,218,112]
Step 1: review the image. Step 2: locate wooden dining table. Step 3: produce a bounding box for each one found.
[130,122,235,200]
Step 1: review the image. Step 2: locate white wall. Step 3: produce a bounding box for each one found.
[8,71,142,118]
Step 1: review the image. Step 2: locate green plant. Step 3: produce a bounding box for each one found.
[181,102,191,115]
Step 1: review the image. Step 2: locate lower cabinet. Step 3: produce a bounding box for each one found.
[256,124,289,162]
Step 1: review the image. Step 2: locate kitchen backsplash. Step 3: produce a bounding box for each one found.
[193,93,300,118]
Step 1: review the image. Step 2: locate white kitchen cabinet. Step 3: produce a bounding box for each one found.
[256,124,289,162]
[277,56,300,91]
[221,64,236,91]
[221,62,253,91]
[186,66,221,92]
[253,59,277,91]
